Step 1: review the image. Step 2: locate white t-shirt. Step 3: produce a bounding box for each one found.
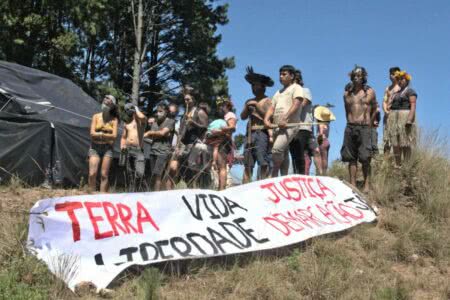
[272,83,304,124]
[299,87,313,131]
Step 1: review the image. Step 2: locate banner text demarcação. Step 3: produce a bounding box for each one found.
[27,175,377,290]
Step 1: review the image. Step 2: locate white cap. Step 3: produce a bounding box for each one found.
[303,87,312,101]
[105,95,117,105]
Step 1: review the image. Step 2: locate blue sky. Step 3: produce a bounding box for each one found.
[216,0,450,178]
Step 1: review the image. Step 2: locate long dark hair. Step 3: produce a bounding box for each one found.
[295,69,304,87]
[346,66,370,93]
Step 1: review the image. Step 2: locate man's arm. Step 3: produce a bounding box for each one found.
[144,126,171,139]
[285,97,302,119]
[300,97,311,109]
[280,85,304,128]
[368,89,378,126]
[343,92,350,119]
[264,105,274,128]
[135,106,147,123]
[279,97,302,128]
[241,100,257,120]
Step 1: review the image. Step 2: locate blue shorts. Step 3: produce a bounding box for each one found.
[244,130,270,168]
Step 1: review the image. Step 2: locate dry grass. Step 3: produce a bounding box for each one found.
[0,131,449,299]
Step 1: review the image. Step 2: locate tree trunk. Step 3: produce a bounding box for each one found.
[89,39,96,81]
[84,43,91,81]
[147,26,160,112]
[131,0,144,105]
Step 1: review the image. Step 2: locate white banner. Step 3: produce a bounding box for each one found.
[27,175,377,290]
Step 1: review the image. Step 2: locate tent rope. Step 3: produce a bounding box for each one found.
[8,97,92,120]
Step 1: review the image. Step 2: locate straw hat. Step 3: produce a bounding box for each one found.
[314,106,336,122]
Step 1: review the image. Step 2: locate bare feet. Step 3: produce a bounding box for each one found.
[363,181,370,194]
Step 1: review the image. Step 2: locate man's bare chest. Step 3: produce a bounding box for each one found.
[346,91,369,106]
[126,121,138,131]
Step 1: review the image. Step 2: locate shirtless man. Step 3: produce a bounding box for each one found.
[120,103,147,188]
[265,65,304,178]
[241,67,274,183]
[382,66,401,157]
[341,66,377,192]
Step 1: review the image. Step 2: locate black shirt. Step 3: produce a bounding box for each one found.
[180,108,207,145]
[144,118,175,155]
[391,87,417,110]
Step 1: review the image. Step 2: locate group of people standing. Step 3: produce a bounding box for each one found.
[87,64,417,194]
[241,65,334,183]
[87,88,237,193]
[341,66,417,192]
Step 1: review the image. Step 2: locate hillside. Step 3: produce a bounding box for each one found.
[0,134,449,299]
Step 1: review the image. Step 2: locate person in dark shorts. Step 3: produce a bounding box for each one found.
[289,69,315,175]
[143,103,175,191]
[88,95,119,192]
[304,132,322,175]
[241,66,274,183]
[341,66,378,193]
[120,102,147,191]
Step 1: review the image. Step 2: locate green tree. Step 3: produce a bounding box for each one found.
[0,0,79,78]
[0,0,234,108]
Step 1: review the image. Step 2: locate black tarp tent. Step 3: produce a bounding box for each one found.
[0,61,101,186]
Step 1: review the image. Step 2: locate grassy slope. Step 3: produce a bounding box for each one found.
[0,135,449,299]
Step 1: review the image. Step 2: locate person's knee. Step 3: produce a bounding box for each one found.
[135,161,145,178]
[359,151,372,164]
[168,161,177,173]
[100,166,109,179]
[312,147,320,156]
[257,158,268,168]
[341,149,356,163]
[358,157,370,165]
[89,167,98,178]
[100,173,109,182]
[272,153,284,167]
